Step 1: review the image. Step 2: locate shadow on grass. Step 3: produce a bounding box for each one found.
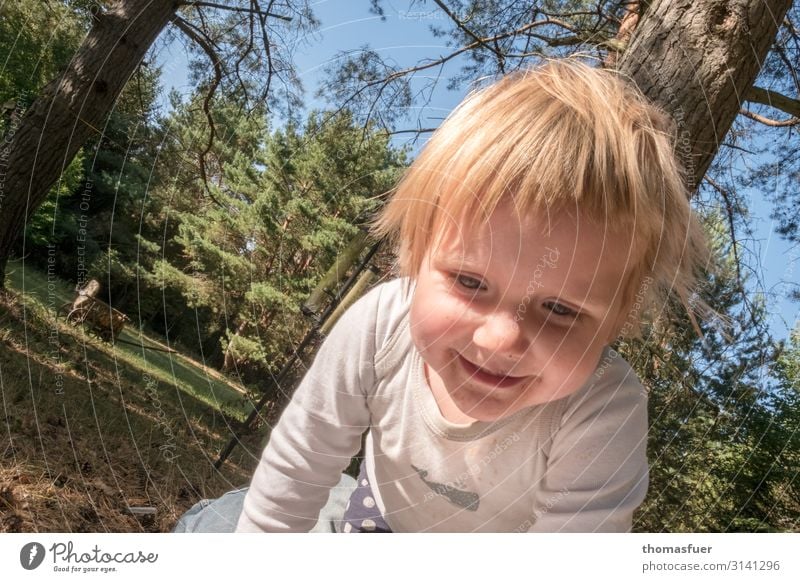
[0,260,276,532]
[5,260,254,422]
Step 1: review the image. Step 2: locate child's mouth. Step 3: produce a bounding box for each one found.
[458,355,529,389]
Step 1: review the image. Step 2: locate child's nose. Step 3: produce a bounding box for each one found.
[472,311,528,355]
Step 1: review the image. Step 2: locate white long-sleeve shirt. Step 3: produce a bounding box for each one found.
[237,277,649,532]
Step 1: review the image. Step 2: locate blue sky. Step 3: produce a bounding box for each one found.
[155,0,798,342]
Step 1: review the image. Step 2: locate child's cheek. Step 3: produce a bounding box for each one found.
[542,328,607,389]
[410,301,449,338]
[410,294,467,348]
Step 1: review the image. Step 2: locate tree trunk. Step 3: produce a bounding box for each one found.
[618,0,792,192]
[0,0,179,287]
[222,319,249,372]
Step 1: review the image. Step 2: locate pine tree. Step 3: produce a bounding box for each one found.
[139,100,406,383]
[627,208,789,531]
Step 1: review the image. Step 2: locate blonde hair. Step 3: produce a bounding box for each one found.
[370,59,712,338]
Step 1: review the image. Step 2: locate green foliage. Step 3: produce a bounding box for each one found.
[220,330,269,367]
[763,328,800,530]
[0,0,85,107]
[33,64,164,300]
[2,0,91,252]
[26,152,85,246]
[625,208,797,532]
[133,95,405,383]
[6,0,796,533]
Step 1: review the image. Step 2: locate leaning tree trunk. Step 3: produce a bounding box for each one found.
[617,0,793,192]
[0,0,179,288]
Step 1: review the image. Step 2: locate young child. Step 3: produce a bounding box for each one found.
[235,59,710,533]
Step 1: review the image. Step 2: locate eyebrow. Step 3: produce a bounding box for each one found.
[432,251,487,273]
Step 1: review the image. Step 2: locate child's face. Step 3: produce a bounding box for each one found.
[409,202,636,422]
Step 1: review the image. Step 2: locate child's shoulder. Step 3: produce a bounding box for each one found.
[350,277,411,319]
[591,347,642,388]
[360,276,411,309]
[341,277,413,353]
[559,347,648,428]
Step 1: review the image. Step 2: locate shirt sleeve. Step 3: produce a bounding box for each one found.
[235,286,382,532]
[528,352,649,532]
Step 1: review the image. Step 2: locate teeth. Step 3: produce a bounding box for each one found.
[460,354,522,380]
[475,362,512,377]
[476,364,510,377]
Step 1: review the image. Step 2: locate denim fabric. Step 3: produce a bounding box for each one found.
[172,473,358,533]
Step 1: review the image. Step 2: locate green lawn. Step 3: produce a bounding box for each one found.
[1,260,267,532]
[4,259,253,422]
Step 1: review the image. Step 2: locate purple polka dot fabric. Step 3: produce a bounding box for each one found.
[339,461,393,533]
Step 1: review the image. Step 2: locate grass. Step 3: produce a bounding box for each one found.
[0,260,278,532]
[5,261,251,421]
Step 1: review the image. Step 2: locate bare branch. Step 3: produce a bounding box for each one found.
[704,174,776,343]
[432,0,505,72]
[231,3,255,106]
[539,8,614,21]
[386,127,437,135]
[705,176,744,294]
[739,108,799,127]
[775,44,800,97]
[322,17,602,136]
[784,14,799,38]
[705,176,762,344]
[746,86,800,118]
[254,0,275,104]
[720,141,756,155]
[172,16,224,207]
[604,1,640,68]
[352,17,594,94]
[181,0,292,21]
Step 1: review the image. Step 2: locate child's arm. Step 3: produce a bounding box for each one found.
[235,287,382,532]
[528,356,649,532]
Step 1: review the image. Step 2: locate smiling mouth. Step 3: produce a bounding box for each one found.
[457,355,529,389]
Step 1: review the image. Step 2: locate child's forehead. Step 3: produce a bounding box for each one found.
[430,202,578,250]
[428,203,643,282]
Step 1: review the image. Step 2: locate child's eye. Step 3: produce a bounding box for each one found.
[544,301,576,317]
[454,274,485,291]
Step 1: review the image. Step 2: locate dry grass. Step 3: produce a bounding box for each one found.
[0,282,278,532]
